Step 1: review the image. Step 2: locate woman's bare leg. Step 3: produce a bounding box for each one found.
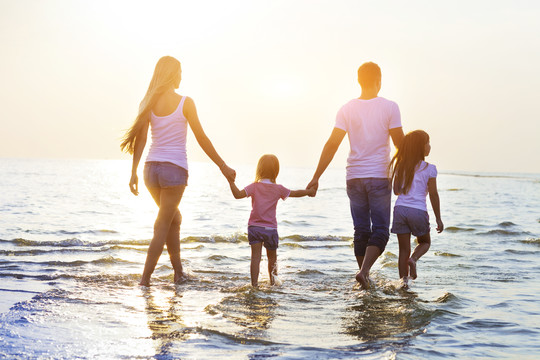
[166,210,185,282]
[140,185,185,286]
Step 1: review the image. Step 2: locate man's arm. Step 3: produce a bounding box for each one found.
[307,127,346,191]
[389,127,405,149]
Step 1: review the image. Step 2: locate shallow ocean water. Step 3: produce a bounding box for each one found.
[0,158,539,359]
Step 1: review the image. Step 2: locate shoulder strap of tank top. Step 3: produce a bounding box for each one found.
[178,96,187,116]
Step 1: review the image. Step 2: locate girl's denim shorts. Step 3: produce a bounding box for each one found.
[391,205,430,238]
[144,162,188,188]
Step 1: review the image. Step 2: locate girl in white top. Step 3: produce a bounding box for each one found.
[121,56,236,286]
[389,130,443,285]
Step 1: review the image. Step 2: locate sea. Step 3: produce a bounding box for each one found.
[0,158,539,359]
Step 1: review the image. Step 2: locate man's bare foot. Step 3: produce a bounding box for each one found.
[139,279,150,287]
[408,258,417,279]
[355,272,370,289]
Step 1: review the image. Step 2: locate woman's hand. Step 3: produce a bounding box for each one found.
[306,178,319,195]
[220,164,236,182]
[129,174,139,196]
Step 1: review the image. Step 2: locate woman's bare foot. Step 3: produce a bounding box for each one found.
[139,279,150,287]
[174,270,187,284]
[355,271,370,289]
[408,258,417,279]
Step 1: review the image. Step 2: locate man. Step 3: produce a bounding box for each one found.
[307,62,404,289]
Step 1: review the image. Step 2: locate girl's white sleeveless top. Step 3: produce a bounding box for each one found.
[146,96,188,170]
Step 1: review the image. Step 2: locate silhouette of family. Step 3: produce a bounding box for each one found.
[121,56,444,289]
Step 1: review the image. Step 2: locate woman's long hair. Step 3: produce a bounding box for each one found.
[255,154,280,183]
[120,56,181,154]
[389,130,429,195]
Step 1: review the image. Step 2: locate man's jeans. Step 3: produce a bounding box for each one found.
[346,178,391,257]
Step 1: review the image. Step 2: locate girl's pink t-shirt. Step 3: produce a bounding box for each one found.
[244,180,290,229]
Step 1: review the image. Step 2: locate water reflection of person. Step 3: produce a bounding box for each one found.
[341,291,429,341]
[143,287,185,356]
[216,289,277,335]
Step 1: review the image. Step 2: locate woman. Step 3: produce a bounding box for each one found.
[121,56,235,286]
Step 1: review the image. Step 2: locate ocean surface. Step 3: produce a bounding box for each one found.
[0,158,539,359]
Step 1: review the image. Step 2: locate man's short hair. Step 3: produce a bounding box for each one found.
[357,62,381,89]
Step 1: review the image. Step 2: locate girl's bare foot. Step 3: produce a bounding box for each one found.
[408,258,417,279]
[355,272,370,289]
[400,277,409,289]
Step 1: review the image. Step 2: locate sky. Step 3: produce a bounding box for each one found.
[0,0,539,174]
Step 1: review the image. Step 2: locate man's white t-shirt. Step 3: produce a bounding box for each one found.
[395,161,437,212]
[334,97,402,180]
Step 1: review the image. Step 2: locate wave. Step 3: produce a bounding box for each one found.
[0,248,112,256]
[477,230,530,236]
[520,238,540,245]
[21,229,119,236]
[208,255,230,261]
[434,292,458,303]
[0,256,133,267]
[504,249,536,255]
[0,238,150,247]
[297,269,325,276]
[445,226,476,233]
[282,235,351,242]
[183,234,248,243]
[0,235,353,249]
[434,251,462,257]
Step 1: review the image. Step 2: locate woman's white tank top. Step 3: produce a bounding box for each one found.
[146,96,188,170]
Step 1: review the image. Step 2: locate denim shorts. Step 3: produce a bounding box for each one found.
[144,162,188,188]
[391,205,430,238]
[248,226,279,250]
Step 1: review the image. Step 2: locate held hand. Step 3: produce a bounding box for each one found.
[129,174,139,196]
[436,219,444,233]
[306,186,317,197]
[306,178,319,194]
[220,164,236,182]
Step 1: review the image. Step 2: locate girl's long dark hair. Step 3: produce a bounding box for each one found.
[389,130,429,195]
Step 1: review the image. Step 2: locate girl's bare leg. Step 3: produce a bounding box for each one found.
[266,249,277,285]
[397,233,411,280]
[250,242,263,287]
[140,186,185,286]
[408,233,431,280]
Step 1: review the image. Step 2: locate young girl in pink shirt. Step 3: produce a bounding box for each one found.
[228,154,315,287]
